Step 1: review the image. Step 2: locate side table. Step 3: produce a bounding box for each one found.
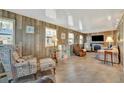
[104,50,113,66]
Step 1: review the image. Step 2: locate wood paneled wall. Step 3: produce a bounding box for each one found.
[0,9,85,59]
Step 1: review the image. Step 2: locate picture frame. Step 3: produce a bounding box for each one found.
[26,26,34,33]
[61,33,66,39]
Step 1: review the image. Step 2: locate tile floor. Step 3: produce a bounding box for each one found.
[55,52,124,83]
[16,52,124,83]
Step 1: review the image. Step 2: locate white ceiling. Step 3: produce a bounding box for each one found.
[6,9,124,33]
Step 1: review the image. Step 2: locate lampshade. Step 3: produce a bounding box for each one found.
[106,36,113,42]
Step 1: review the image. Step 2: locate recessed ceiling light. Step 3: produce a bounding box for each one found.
[107,16,111,21]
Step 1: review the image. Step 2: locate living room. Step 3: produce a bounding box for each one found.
[0,9,124,83]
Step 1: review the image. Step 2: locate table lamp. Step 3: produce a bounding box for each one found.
[106,36,113,49]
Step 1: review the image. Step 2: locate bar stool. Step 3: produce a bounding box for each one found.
[104,50,113,66]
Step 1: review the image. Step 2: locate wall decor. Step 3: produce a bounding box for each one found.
[0,19,13,35]
[0,19,14,45]
[26,26,34,33]
[61,33,66,39]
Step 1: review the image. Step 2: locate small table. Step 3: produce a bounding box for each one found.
[104,50,113,66]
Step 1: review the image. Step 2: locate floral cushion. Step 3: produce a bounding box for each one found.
[40,58,56,71]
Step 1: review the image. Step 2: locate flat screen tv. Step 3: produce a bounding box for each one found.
[92,35,104,41]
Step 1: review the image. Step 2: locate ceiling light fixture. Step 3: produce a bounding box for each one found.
[107,16,111,21]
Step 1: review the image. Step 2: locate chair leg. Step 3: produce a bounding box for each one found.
[53,68,56,74]
[104,53,106,64]
[33,73,37,80]
[111,54,113,66]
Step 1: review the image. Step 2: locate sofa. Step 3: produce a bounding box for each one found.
[96,47,119,63]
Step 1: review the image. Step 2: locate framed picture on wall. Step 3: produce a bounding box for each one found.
[0,18,14,45]
[61,33,66,39]
[26,26,34,33]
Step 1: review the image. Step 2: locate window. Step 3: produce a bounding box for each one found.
[79,35,83,44]
[68,33,74,45]
[45,27,57,47]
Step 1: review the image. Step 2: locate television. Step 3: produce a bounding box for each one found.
[92,35,104,41]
